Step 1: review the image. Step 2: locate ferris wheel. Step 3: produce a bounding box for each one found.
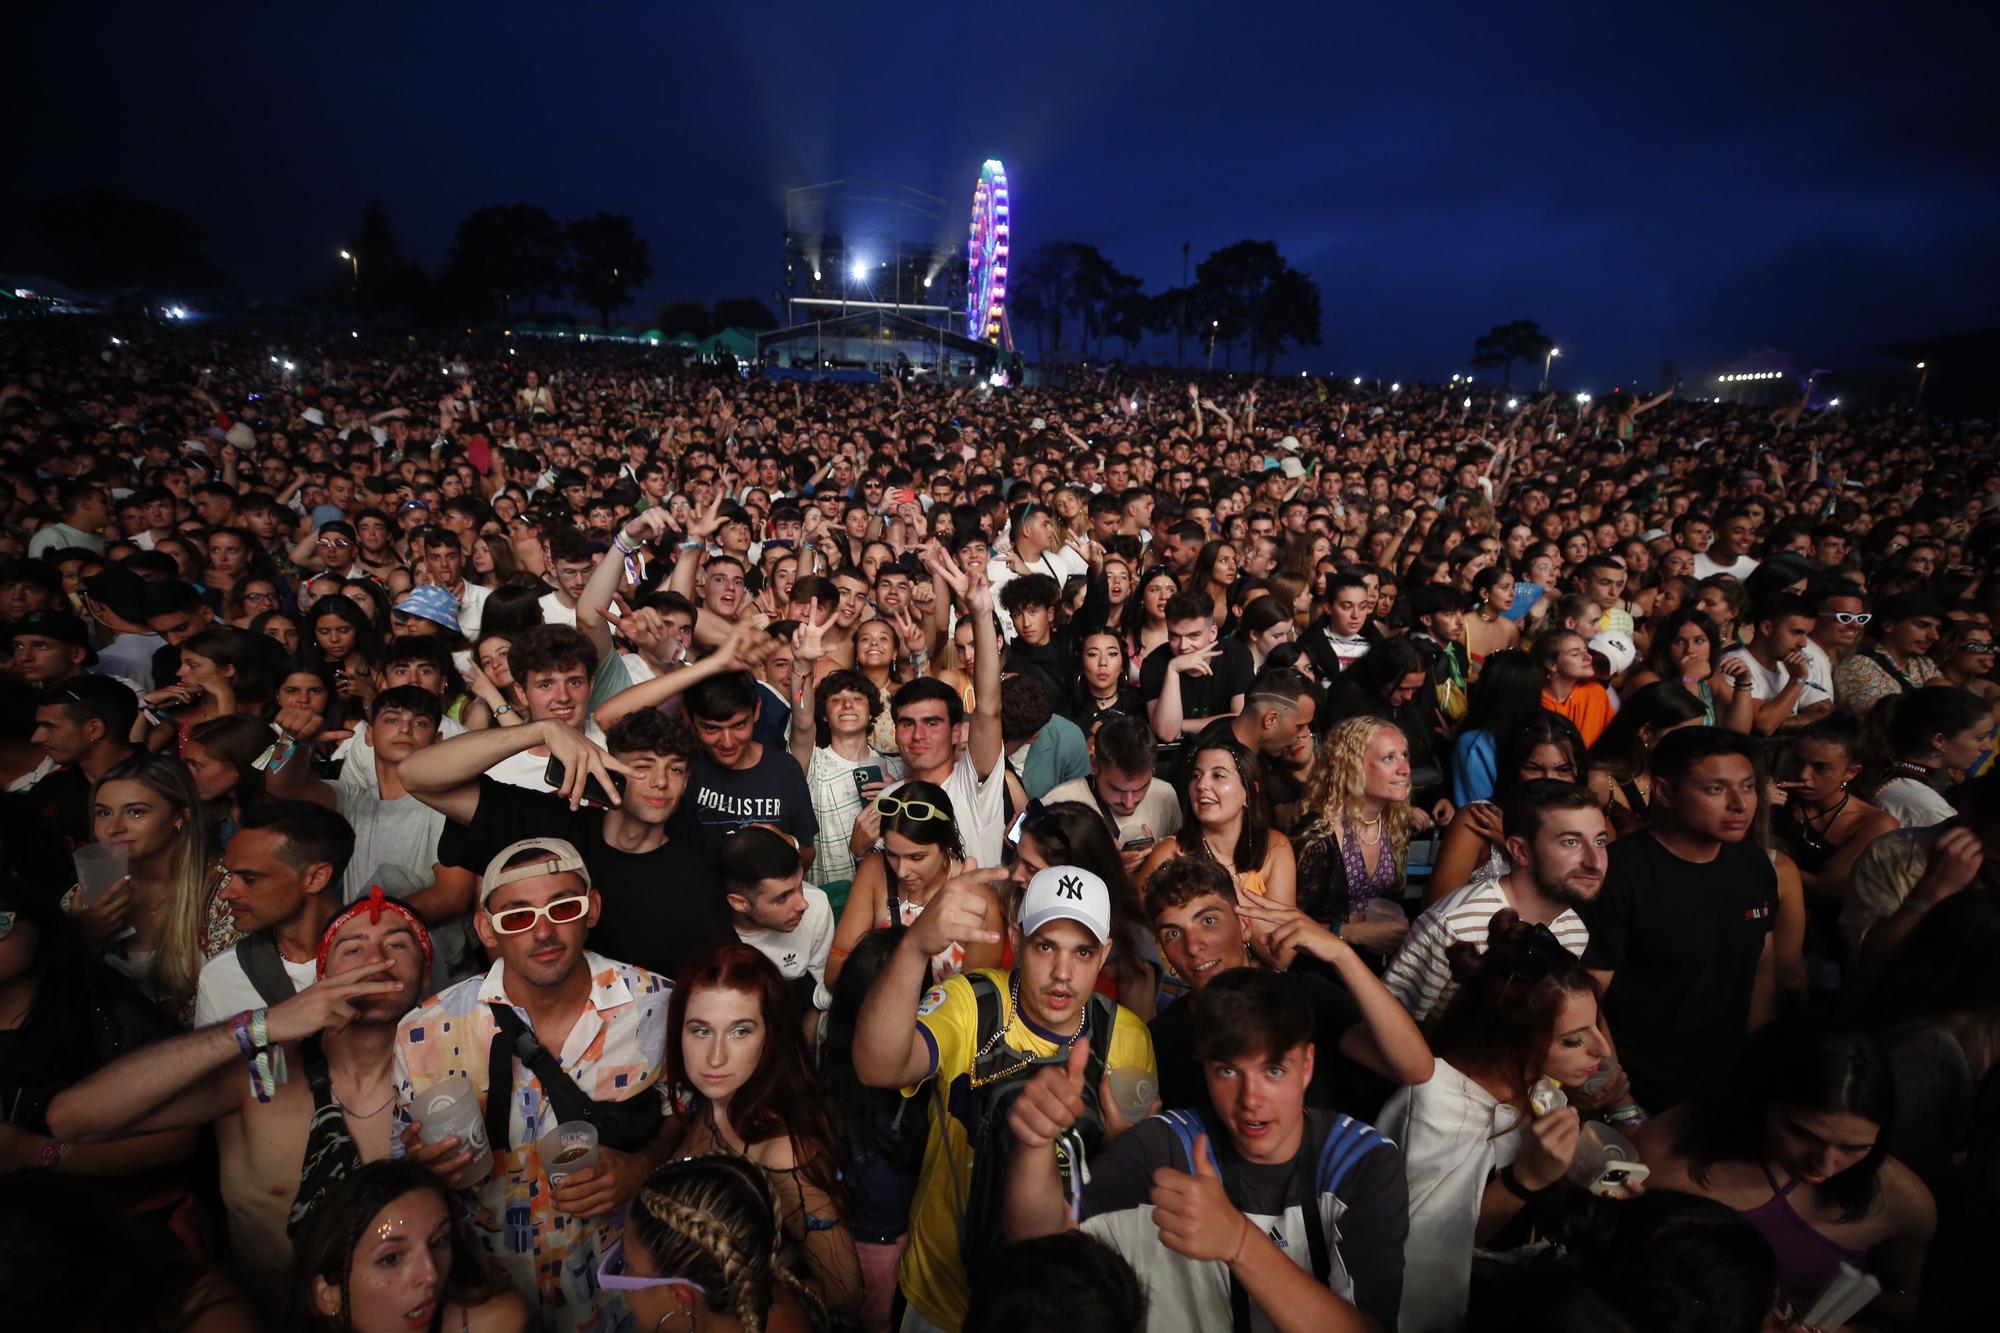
[965,159,1012,351]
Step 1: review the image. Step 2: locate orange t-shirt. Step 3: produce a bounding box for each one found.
[1542,682,1614,746]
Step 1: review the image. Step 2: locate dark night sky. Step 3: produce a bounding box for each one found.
[10,2,1997,388]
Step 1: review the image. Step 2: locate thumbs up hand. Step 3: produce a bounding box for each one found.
[1007,1039,1093,1151]
[1150,1132,1252,1264]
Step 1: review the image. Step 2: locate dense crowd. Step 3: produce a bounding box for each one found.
[0,317,1994,1333]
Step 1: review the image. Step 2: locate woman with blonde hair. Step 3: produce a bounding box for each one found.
[1290,715,1415,952]
[70,753,232,1022]
[612,1153,828,1333]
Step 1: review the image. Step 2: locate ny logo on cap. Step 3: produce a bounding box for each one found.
[1057,873,1084,901]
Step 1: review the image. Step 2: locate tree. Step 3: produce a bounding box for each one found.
[1470,320,1556,387]
[654,300,710,338]
[711,297,777,331]
[21,187,228,293]
[566,212,652,325]
[338,198,434,318]
[444,204,567,319]
[1106,287,1152,361]
[1010,244,1072,360]
[1192,240,1322,374]
[1062,244,1141,360]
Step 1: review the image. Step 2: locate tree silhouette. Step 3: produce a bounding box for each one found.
[1106,287,1152,361]
[1470,320,1556,387]
[1010,244,1071,359]
[1192,241,1321,373]
[567,211,652,325]
[711,297,777,331]
[444,204,566,318]
[21,187,227,293]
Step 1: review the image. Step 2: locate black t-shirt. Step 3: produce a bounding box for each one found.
[686,746,818,860]
[1149,960,1366,1117]
[1138,638,1254,723]
[457,776,733,982]
[1580,829,1776,1111]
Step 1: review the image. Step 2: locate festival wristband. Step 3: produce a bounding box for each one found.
[231,1009,258,1059]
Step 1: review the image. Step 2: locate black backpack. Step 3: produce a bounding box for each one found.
[957,970,1116,1278]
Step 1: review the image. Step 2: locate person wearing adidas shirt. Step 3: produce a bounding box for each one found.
[1003,966,1409,1333]
[1382,781,1601,1024]
[720,824,835,1017]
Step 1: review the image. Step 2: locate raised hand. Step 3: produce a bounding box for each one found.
[1008,1040,1091,1151]
[925,545,971,603]
[886,607,922,655]
[266,958,405,1043]
[965,563,995,618]
[906,864,1007,956]
[792,601,832,663]
[1514,1105,1582,1191]
[1149,1133,1248,1264]
[1169,644,1220,677]
[64,875,135,948]
[687,492,726,541]
[622,506,673,545]
[540,720,640,810]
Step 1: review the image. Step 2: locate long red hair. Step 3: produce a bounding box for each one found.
[665,942,847,1208]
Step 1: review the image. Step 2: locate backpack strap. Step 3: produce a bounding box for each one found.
[1082,993,1116,1091]
[967,970,1003,1073]
[482,1002,663,1155]
[235,933,300,1006]
[1317,1112,1389,1198]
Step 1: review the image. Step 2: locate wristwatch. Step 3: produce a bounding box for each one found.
[492,704,516,718]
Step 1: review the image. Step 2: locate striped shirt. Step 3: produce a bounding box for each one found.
[1382,877,1590,1022]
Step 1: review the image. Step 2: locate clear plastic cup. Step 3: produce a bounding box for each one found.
[1104,1068,1159,1123]
[73,844,129,904]
[416,1074,494,1190]
[539,1120,599,1187]
[1564,1120,1640,1190]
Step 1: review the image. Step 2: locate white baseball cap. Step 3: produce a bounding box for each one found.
[1277,434,1301,452]
[1588,631,1637,678]
[481,837,591,904]
[1019,865,1112,944]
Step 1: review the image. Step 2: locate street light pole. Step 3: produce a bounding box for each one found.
[338,250,358,281]
[1540,345,1561,392]
[1206,320,1218,372]
[1916,361,1931,411]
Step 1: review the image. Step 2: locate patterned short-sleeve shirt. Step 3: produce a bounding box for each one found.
[393,953,674,1333]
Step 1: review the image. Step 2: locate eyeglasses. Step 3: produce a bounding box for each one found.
[874,795,950,823]
[242,591,276,605]
[596,1239,708,1294]
[1820,612,1871,626]
[0,910,15,937]
[1960,642,1997,654]
[487,892,591,935]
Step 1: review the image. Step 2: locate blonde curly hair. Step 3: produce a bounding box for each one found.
[1296,715,1412,862]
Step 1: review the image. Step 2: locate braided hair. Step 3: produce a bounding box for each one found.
[630,1154,826,1333]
